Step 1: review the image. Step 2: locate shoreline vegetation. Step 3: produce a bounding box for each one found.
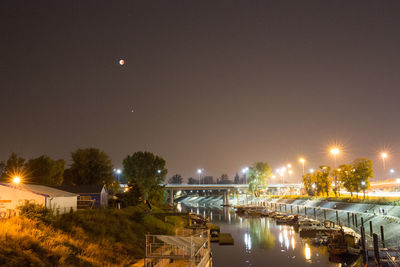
[0,202,187,266]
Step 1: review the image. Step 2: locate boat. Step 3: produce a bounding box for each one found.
[245,207,269,216]
[299,220,341,238]
[328,227,361,257]
[311,232,330,246]
[276,215,299,225]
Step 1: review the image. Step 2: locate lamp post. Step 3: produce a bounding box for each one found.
[197,169,203,185]
[381,152,388,172]
[280,167,286,184]
[361,181,366,199]
[114,169,122,183]
[330,148,340,196]
[330,148,340,169]
[299,158,305,175]
[242,167,249,184]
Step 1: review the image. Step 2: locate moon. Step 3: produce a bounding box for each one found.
[119,59,125,65]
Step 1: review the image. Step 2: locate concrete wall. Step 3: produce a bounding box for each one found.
[45,196,77,214]
[264,197,400,247]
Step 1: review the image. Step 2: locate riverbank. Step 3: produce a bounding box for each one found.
[260,197,400,247]
[0,203,187,266]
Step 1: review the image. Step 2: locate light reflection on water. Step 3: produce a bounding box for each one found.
[305,243,312,261]
[181,204,346,267]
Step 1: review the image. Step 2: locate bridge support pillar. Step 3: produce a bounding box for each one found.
[170,189,174,206]
[223,190,230,206]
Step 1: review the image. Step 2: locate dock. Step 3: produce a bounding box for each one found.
[218,233,234,245]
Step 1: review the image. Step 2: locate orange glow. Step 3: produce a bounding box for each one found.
[330,147,340,155]
[13,176,21,184]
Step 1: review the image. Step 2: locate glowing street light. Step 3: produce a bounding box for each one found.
[390,169,395,174]
[287,163,292,169]
[197,169,203,185]
[381,152,388,171]
[299,157,305,175]
[309,168,314,173]
[242,167,249,184]
[114,168,122,183]
[13,176,21,184]
[330,148,340,169]
[361,181,366,199]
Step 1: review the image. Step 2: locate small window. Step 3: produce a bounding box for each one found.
[80,196,92,201]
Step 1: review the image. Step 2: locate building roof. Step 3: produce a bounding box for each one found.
[0,183,78,197]
[54,184,106,194]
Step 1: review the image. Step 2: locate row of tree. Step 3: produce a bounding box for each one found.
[0,149,115,187]
[0,150,168,206]
[302,158,373,198]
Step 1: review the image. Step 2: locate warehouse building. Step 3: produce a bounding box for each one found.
[0,183,78,217]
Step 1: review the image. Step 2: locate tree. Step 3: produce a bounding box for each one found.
[0,153,26,181]
[234,172,240,184]
[188,177,197,184]
[64,148,114,186]
[247,162,272,195]
[218,174,232,184]
[123,151,167,202]
[302,172,316,196]
[352,158,373,199]
[315,166,331,197]
[338,164,355,197]
[25,156,65,186]
[168,174,183,184]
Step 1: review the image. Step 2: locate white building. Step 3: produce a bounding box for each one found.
[0,183,78,217]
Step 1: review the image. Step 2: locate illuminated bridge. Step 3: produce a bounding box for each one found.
[164,183,302,206]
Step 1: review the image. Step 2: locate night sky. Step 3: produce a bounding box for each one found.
[1,1,400,181]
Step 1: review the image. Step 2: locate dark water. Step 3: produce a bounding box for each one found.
[179,203,354,267]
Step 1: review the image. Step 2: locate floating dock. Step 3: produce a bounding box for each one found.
[218,233,234,245]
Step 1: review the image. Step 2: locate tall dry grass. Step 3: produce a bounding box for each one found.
[0,203,186,266]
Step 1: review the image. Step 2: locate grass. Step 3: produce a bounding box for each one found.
[0,203,187,266]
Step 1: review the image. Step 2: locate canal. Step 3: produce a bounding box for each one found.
[180,203,357,267]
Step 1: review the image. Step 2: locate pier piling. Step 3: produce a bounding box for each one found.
[324,209,326,220]
[380,226,385,248]
[369,221,373,237]
[373,233,380,266]
[361,226,368,265]
[336,210,339,225]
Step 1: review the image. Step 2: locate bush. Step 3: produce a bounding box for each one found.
[17,201,55,224]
